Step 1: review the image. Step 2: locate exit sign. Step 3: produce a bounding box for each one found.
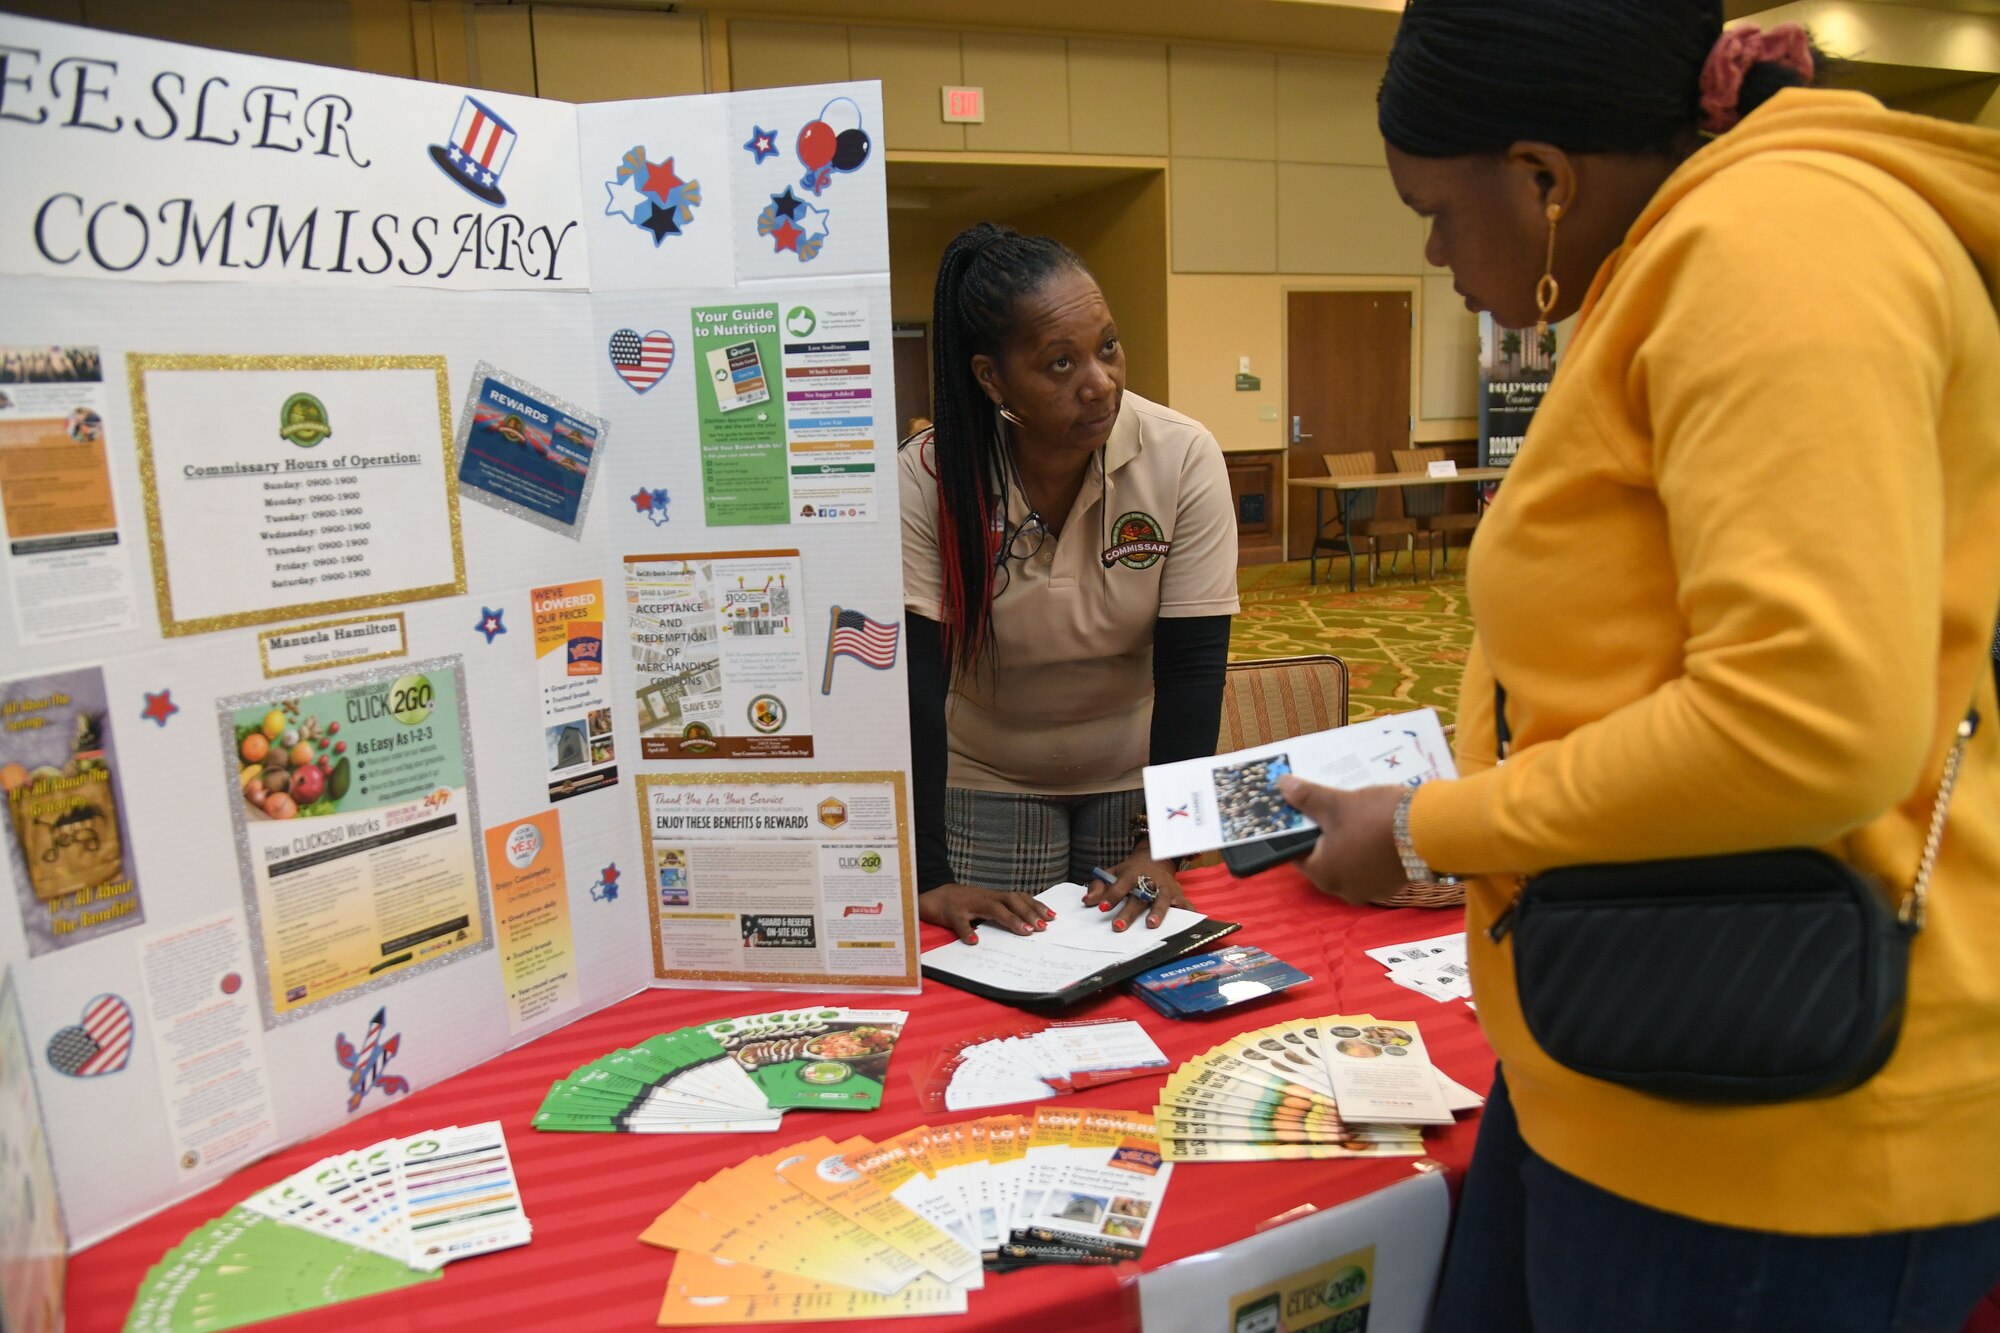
[942,86,985,123]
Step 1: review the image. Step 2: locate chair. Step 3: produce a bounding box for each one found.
[1317,452,1418,585]
[1394,448,1482,578]
[1211,655,1461,908]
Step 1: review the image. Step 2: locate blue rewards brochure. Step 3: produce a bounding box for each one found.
[1129,945,1311,1017]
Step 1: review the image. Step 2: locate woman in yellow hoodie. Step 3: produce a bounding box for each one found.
[1275,2,2000,1328]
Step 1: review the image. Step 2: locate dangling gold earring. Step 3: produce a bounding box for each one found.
[998,404,1026,428]
[1534,203,1563,339]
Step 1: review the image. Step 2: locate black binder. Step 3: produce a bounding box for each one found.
[922,918,1242,1009]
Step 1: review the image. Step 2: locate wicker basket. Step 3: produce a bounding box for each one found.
[1370,880,1465,909]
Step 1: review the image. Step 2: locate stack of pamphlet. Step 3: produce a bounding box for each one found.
[919,1016,1169,1111]
[641,1107,1173,1324]
[532,1007,907,1133]
[125,1123,529,1332]
[1156,1017,1482,1162]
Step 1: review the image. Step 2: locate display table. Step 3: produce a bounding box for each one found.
[67,865,1491,1332]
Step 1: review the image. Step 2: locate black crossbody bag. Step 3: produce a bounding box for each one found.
[1487,681,1979,1104]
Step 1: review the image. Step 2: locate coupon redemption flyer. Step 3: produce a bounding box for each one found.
[219,657,492,1025]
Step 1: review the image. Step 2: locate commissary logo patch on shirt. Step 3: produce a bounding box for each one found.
[1102,511,1171,569]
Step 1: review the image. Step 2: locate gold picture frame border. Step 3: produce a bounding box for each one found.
[637,770,919,990]
[256,611,410,679]
[127,353,467,638]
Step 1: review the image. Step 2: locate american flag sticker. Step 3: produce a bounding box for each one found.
[47,992,133,1077]
[609,328,676,393]
[821,606,899,694]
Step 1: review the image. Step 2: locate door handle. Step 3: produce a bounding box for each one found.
[1292,416,1314,444]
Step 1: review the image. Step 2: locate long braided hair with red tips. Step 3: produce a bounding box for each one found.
[913,222,1089,684]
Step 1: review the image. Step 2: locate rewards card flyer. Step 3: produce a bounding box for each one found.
[219,657,492,1024]
[454,363,608,541]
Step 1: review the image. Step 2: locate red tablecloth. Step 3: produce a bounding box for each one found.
[67,865,1493,1332]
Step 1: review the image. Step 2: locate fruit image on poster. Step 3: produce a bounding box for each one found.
[1,666,145,957]
[218,657,493,1026]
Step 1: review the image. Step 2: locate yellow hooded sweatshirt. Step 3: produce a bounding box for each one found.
[1409,89,2000,1235]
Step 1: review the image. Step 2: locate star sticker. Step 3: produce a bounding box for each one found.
[631,486,654,513]
[591,863,621,903]
[743,126,780,163]
[768,186,805,221]
[771,217,804,254]
[645,488,670,525]
[475,607,506,643]
[801,203,831,240]
[640,206,681,244]
[140,689,178,727]
[641,157,684,205]
[604,174,650,223]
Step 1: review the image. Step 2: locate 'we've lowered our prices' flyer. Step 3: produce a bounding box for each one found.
[219,657,492,1025]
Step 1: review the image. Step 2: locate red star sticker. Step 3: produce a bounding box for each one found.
[642,157,683,203]
[632,487,654,512]
[772,217,804,254]
[600,865,620,887]
[141,689,178,727]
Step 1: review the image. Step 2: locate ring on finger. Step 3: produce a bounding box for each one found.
[1131,875,1159,905]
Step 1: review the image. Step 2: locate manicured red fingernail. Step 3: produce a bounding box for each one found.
[1035,922,1046,931]
[1099,903,1110,912]
[1114,920,1127,931]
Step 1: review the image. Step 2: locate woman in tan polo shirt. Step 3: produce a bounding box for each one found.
[901,223,1240,945]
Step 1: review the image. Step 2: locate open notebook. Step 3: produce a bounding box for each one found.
[922,883,1239,1008]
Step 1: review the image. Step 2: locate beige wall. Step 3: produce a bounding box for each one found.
[15,0,360,66]
[1168,274,1474,456]
[530,6,707,102]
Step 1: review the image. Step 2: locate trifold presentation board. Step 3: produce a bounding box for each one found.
[0,12,917,1251]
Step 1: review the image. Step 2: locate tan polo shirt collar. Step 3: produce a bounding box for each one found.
[1103,394,1143,476]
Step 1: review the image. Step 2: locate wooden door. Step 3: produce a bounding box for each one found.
[1283,291,1412,561]
[892,323,931,442]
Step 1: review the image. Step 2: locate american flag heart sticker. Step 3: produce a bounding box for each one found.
[609,328,675,393]
[47,993,133,1077]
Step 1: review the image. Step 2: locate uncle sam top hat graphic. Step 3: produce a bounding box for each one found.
[430,95,517,206]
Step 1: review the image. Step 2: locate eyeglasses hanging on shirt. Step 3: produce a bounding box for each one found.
[992,511,1051,597]
[991,440,1109,597]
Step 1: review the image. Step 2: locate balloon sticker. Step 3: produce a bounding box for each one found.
[796,97,871,197]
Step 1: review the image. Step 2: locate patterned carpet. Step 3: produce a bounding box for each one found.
[1228,555,1474,725]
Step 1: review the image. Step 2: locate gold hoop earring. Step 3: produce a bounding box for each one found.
[1534,203,1563,339]
[998,404,1026,428]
